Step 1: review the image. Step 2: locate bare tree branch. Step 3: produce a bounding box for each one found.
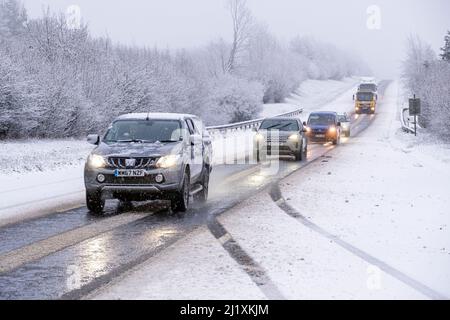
[226,0,252,73]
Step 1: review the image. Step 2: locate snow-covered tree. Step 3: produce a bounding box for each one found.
[0,0,27,42]
[0,0,368,138]
[402,34,450,138]
[440,31,450,62]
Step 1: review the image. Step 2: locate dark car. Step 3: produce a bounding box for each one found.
[254,117,308,162]
[84,113,212,214]
[304,111,341,145]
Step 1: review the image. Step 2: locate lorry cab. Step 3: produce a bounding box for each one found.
[354,91,377,114]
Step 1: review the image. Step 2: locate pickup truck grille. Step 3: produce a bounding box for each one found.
[108,157,157,169]
[266,136,288,144]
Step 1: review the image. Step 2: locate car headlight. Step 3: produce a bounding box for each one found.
[255,133,265,142]
[88,154,106,168]
[328,126,337,133]
[288,134,300,141]
[156,154,181,169]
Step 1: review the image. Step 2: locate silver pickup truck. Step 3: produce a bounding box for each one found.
[84,113,212,214]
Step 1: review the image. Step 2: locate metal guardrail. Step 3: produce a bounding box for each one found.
[401,107,415,134]
[206,108,303,135]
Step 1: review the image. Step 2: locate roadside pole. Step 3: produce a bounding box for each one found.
[409,95,421,136]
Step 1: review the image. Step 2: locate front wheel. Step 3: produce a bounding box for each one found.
[194,166,209,203]
[332,134,340,145]
[86,191,105,214]
[171,170,190,213]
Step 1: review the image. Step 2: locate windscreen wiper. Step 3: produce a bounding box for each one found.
[116,139,150,143]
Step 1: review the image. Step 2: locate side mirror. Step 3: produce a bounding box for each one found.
[337,122,342,127]
[87,134,100,145]
[303,121,307,126]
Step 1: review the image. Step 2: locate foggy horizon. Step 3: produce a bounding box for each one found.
[22,0,450,80]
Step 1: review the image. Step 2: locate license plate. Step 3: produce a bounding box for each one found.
[114,169,145,177]
[315,134,325,138]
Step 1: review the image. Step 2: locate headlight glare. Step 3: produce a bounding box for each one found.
[89,154,106,168]
[255,133,264,142]
[288,134,300,141]
[156,154,181,169]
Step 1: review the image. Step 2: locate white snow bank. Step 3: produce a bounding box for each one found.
[0,139,93,174]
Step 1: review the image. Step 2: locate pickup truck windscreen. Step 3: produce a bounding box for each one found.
[104,120,182,143]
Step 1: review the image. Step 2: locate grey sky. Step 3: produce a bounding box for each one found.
[22,0,450,79]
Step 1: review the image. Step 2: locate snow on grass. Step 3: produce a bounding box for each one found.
[0,139,93,174]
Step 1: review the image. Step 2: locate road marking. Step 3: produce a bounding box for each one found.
[0,213,150,274]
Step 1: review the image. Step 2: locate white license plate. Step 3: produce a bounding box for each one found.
[114,169,146,177]
[315,134,325,138]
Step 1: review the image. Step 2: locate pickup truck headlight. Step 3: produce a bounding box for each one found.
[328,126,337,134]
[255,133,265,142]
[156,154,181,169]
[288,134,300,141]
[88,154,106,168]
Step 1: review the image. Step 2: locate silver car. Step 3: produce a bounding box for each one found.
[84,113,212,214]
[253,117,308,162]
[338,113,351,137]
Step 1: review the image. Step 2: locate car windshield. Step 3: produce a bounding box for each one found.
[359,84,376,91]
[357,92,374,101]
[260,119,299,131]
[338,115,349,122]
[104,120,182,143]
[308,114,336,126]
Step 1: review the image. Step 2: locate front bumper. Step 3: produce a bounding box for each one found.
[84,165,183,200]
[254,140,301,156]
[307,132,337,143]
[356,104,375,113]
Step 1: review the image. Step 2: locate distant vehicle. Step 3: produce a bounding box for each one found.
[253,117,308,162]
[338,113,351,137]
[84,113,212,214]
[304,111,341,145]
[354,91,377,114]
